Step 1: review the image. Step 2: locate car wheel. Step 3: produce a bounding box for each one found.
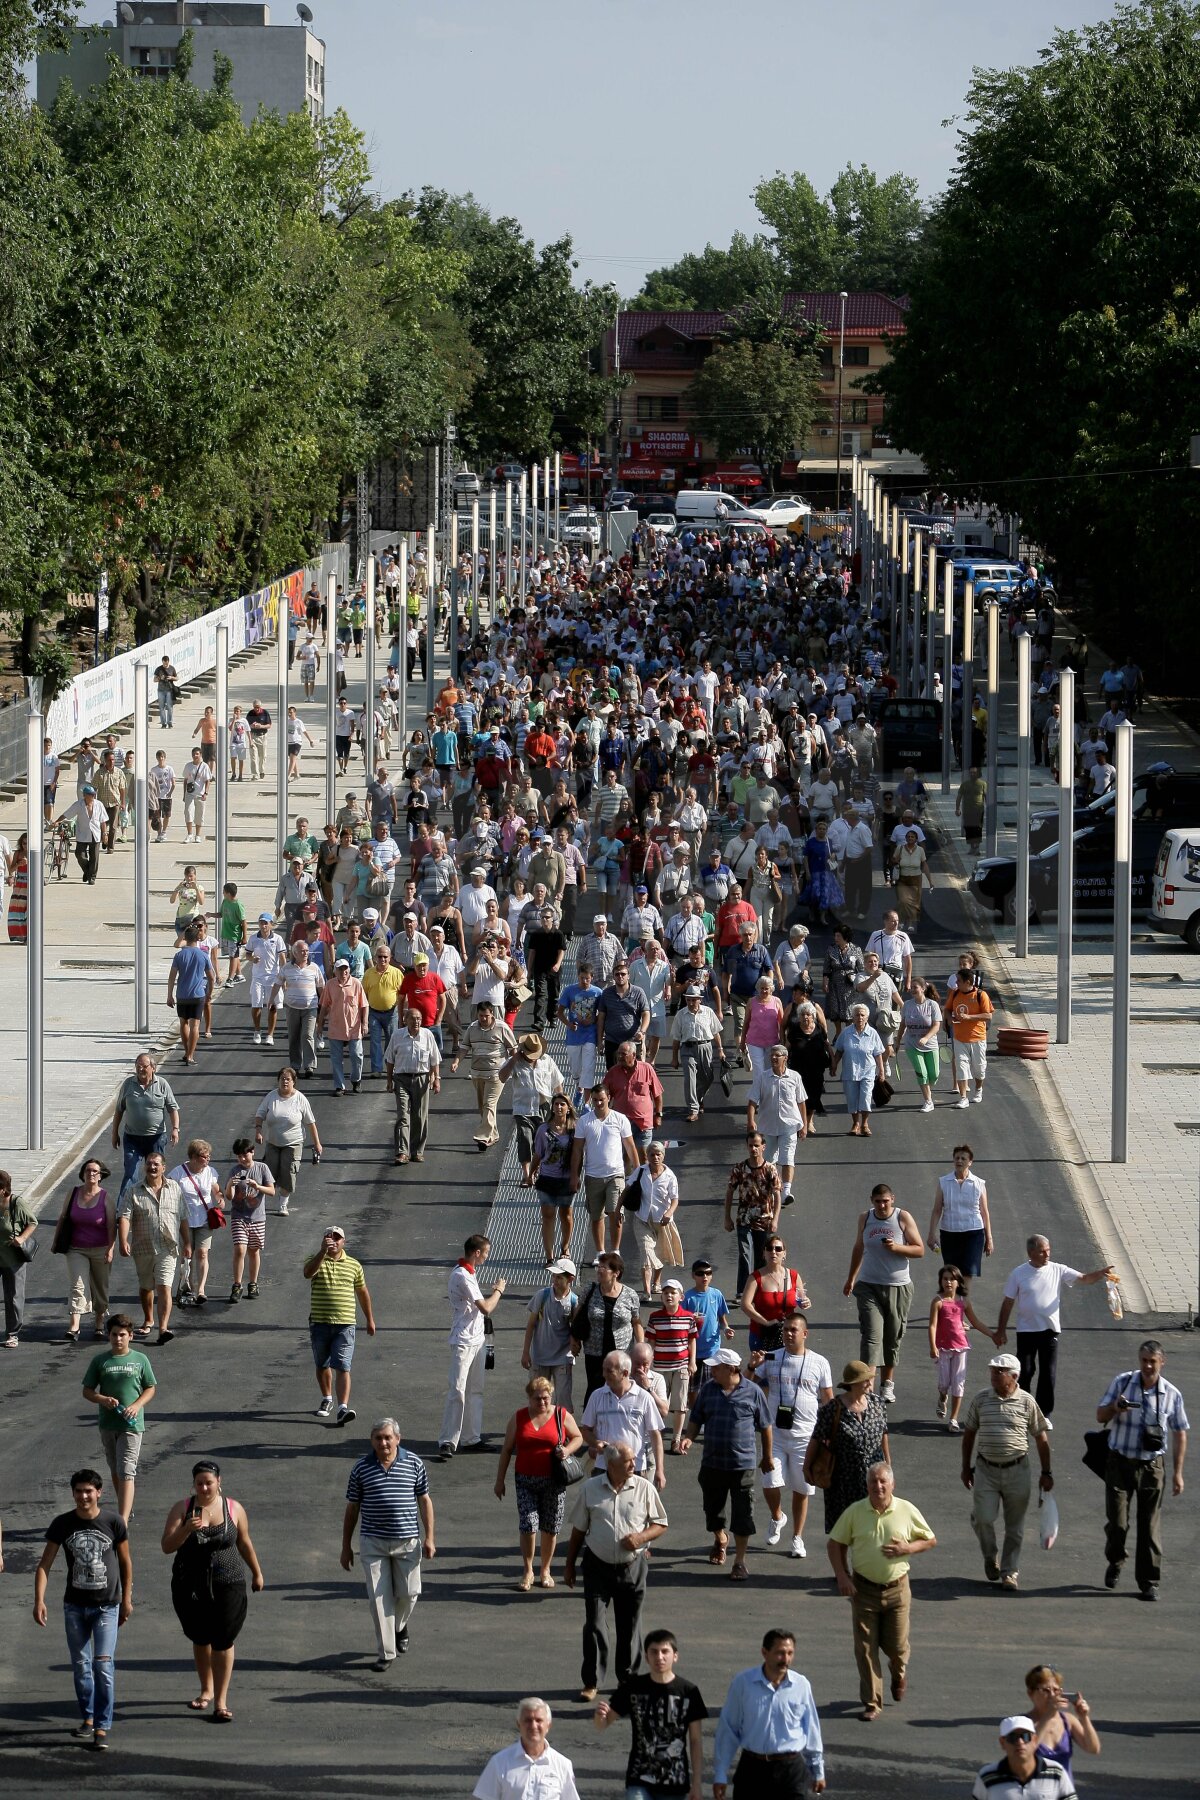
[1184,914,1200,954]
[1002,888,1037,926]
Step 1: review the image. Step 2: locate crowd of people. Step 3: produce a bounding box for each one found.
[2,518,1189,1796]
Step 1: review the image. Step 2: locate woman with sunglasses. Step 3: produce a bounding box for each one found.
[741,1238,810,1354]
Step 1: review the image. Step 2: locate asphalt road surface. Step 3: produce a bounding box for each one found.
[1,870,1195,1799]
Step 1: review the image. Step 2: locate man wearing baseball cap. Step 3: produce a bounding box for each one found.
[677,1349,773,1581]
[960,1353,1053,1592]
[970,1715,1078,1800]
[400,950,447,1044]
[58,782,108,884]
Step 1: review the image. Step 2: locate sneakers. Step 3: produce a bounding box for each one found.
[277,1197,290,1217]
[252,1030,262,1045]
[228,1283,242,1302]
[921,1100,934,1113]
[972,1089,984,1104]
[955,1096,970,1109]
[1104,1563,1120,1589]
[765,1514,785,1547]
[1000,1572,1020,1591]
[936,1394,947,1419]
[947,1419,961,1434]
[789,1535,807,1559]
[336,1404,356,1426]
[880,1379,896,1404]
[246,1282,259,1299]
[1140,1584,1159,1602]
[984,1560,1001,1583]
[264,1035,275,1047]
[316,1396,334,1418]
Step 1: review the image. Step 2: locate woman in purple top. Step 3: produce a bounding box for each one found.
[58,1157,117,1341]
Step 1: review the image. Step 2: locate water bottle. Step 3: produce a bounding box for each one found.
[1105,1276,1123,1320]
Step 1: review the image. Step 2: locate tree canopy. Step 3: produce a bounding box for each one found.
[875,0,1200,676]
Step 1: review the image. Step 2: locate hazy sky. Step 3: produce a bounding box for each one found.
[66,0,1123,294]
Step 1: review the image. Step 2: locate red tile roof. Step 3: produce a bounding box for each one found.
[610,292,907,362]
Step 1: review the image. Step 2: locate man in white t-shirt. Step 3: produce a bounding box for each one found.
[752,1312,835,1559]
[570,1089,637,1261]
[438,1233,506,1460]
[995,1234,1114,1416]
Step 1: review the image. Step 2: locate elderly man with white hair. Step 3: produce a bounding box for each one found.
[564,1441,669,1703]
[473,1696,580,1800]
[340,1417,435,1671]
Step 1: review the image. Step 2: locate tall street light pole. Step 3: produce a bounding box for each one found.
[833,290,847,524]
[25,683,44,1148]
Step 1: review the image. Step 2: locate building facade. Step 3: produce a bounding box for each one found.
[602,292,908,491]
[37,2,325,126]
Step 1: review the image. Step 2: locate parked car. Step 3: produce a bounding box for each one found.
[1151,827,1200,951]
[634,492,675,519]
[969,815,1167,922]
[750,494,811,530]
[494,462,525,485]
[1028,766,1200,853]
[604,489,637,512]
[949,557,1024,605]
[562,508,601,549]
[453,469,481,498]
[643,512,677,536]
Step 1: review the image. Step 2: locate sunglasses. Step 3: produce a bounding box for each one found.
[766,1244,785,1253]
[1004,1732,1034,1745]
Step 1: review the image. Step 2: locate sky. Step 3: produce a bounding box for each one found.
[64,0,1125,295]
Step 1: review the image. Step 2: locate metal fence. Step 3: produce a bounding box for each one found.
[0,697,31,790]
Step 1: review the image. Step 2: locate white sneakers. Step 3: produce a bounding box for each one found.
[765,1515,785,1547]
[881,1379,896,1404]
[936,1395,948,1419]
[956,1096,970,1109]
[316,1396,334,1418]
[921,1100,934,1114]
[252,1030,262,1045]
[947,1419,961,1434]
[277,1197,290,1216]
[790,1535,807,1559]
[972,1090,984,1104]
[264,1035,275,1047]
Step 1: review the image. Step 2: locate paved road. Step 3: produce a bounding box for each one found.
[1,872,1194,1799]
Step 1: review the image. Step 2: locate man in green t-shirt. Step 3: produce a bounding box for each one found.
[219,882,247,986]
[81,1315,157,1521]
[303,1226,375,1427]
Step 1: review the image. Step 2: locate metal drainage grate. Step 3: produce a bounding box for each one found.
[61,959,133,970]
[1143,1063,1200,1075]
[1086,971,1183,983]
[1175,1123,1200,1136]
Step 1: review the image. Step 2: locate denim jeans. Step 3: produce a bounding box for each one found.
[157,689,174,728]
[328,1038,364,1090]
[368,1008,395,1076]
[63,1603,118,1731]
[119,1128,167,1201]
[736,1224,769,1295]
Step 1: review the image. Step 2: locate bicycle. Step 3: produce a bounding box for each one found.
[49,818,73,881]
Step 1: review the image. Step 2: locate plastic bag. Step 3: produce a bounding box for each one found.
[1105,1277,1124,1320]
[1038,1491,1059,1551]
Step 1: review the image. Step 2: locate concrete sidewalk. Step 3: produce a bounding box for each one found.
[0,629,393,1204]
[924,652,1200,1317]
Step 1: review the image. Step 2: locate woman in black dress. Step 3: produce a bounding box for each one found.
[783,989,831,1133]
[161,1460,264,1723]
[804,1360,890,1535]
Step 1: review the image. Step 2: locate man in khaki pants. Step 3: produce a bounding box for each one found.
[457,1001,516,1148]
[827,1461,936,1721]
[960,1352,1054,1593]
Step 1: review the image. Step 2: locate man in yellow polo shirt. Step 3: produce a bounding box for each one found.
[363,943,405,1078]
[827,1461,936,1721]
[303,1225,375,1427]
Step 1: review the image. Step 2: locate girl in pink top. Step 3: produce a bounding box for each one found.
[928,1263,996,1431]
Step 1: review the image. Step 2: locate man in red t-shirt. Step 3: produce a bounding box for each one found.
[400,954,447,1042]
[715,882,757,966]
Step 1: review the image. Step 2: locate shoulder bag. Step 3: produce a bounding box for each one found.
[9,1198,37,1264]
[51,1189,77,1256]
[184,1167,225,1232]
[551,1407,587,1489]
[806,1396,844,1490]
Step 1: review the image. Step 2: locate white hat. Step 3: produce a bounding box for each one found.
[704,1347,742,1368]
[362,907,380,922]
[661,1277,684,1292]
[990,1353,1021,1372]
[999,1716,1036,1739]
[547,1257,577,1277]
[593,913,608,924]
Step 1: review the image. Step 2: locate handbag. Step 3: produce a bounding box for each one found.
[1081,1428,1110,1480]
[9,1200,37,1264]
[206,1205,226,1231]
[51,1190,77,1257]
[806,1397,844,1490]
[551,1407,586,1489]
[872,1077,894,1107]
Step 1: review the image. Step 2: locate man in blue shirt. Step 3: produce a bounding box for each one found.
[166,923,215,1065]
[557,961,603,1101]
[712,1628,826,1798]
[681,1260,734,1375]
[341,1417,435,1670]
[677,1349,773,1582]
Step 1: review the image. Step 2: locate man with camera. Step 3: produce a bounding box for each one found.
[751,1312,834,1560]
[1096,1340,1188,1602]
[303,1226,375,1427]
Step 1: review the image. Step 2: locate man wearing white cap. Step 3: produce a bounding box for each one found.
[971,1716,1077,1799]
[246,912,286,1046]
[579,914,620,986]
[678,1349,774,1582]
[522,1260,579,1409]
[960,1353,1053,1592]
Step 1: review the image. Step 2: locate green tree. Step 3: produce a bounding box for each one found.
[754,163,924,295]
[751,171,838,289]
[875,0,1200,676]
[629,232,780,312]
[688,337,821,486]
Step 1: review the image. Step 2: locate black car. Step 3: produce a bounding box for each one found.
[868,696,943,773]
[1027,766,1200,853]
[970,815,1167,922]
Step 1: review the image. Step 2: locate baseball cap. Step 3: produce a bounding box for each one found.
[257,910,273,922]
[323,1226,345,1240]
[403,910,417,920]
[547,1257,577,1277]
[593,913,608,924]
[691,1259,713,1273]
[990,1353,1021,1372]
[661,1277,684,1292]
[704,1347,742,1368]
[333,957,350,970]
[362,907,379,921]
[634,882,648,893]
[999,1717,1036,1740]
[412,952,429,966]
[684,984,702,998]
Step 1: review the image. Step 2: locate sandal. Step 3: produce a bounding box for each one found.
[538,1573,555,1588]
[708,1540,728,1566]
[188,1695,214,1711]
[517,1573,534,1591]
[211,1708,234,1724]
[729,1561,750,1581]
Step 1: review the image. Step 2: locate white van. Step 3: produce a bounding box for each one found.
[1151,827,1200,950]
[674,490,753,523]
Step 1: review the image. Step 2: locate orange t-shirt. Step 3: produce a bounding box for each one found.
[949,988,993,1042]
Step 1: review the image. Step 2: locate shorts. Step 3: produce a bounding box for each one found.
[585,1173,625,1224]
[309,1321,356,1372]
[188,1224,213,1253]
[249,979,276,1010]
[175,999,204,1021]
[200,743,216,766]
[698,1465,756,1539]
[565,1042,599,1092]
[514,1471,566,1538]
[264,1142,301,1195]
[763,1129,799,1168]
[630,1124,654,1155]
[133,1247,178,1291]
[953,1040,987,1083]
[659,1365,689,1415]
[770,1437,815,1496]
[220,938,241,957]
[230,1215,266,1248]
[536,1177,575,1210]
[101,1428,143,1483]
[937,1348,969,1397]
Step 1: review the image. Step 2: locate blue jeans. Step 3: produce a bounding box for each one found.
[310,1321,356,1371]
[157,689,173,728]
[328,1038,364,1090]
[368,1008,395,1076]
[119,1128,167,1201]
[63,1603,118,1731]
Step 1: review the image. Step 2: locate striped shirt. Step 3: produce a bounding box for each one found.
[1099,1371,1189,1461]
[645,1307,698,1370]
[307,1252,365,1324]
[345,1448,429,1538]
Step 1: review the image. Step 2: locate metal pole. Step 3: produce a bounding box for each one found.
[449,511,459,681]
[325,572,337,821]
[530,463,539,577]
[397,542,408,756]
[940,561,953,794]
[1015,631,1031,958]
[518,475,528,604]
[925,540,937,699]
[984,600,1000,856]
[884,500,895,666]
[554,450,561,544]
[25,705,44,1149]
[470,496,480,637]
[215,624,229,907]
[543,455,551,544]
[488,487,497,622]
[134,661,150,1035]
[834,289,847,522]
[898,515,910,692]
[1056,667,1076,1044]
[960,580,974,781]
[276,583,289,873]
[1111,719,1134,1161]
[424,522,437,717]
[504,480,513,603]
[909,527,921,692]
[364,551,376,777]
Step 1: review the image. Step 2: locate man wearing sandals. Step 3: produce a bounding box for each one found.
[826,1460,936,1722]
[676,1348,774,1582]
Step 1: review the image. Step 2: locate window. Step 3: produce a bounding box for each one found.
[844,345,870,367]
[848,399,869,424]
[636,395,680,421]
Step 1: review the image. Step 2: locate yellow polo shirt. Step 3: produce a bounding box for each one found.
[828,1495,934,1585]
[363,965,405,1012]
